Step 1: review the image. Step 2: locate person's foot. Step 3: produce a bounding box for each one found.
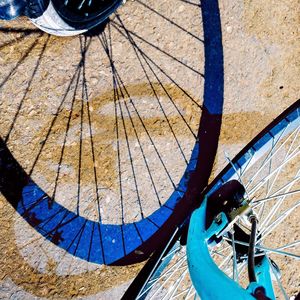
[0,0,26,20]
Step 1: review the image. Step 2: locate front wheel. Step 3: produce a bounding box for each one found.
[28,0,124,36]
[123,99,300,299]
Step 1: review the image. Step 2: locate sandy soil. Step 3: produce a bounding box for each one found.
[0,0,299,299]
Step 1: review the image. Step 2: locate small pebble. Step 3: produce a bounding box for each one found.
[178,5,185,13]
[90,77,98,86]
[226,26,233,33]
[28,110,36,117]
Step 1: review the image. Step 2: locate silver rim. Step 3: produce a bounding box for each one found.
[136,104,300,299]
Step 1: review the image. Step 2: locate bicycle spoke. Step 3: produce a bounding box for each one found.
[143,255,187,299]
[247,145,300,196]
[252,187,300,205]
[276,240,300,251]
[265,125,300,196]
[245,122,299,190]
[259,200,300,241]
[251,125,290,182]
[162,269,189,299]
[232,231,239,283]
[258,175,300,231]
[267,256,289,300]
[253,132,300,229]
[184,284,196,300]
[223,237,300,260]
[259,138,276,222]
[173,286,194,299]
[224,151,251,200]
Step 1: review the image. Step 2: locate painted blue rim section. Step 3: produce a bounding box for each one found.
[16,140,199,264]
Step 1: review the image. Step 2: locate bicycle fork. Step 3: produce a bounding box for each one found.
[187,196,276,300]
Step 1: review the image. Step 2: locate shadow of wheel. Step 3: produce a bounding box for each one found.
[0,0,223,297]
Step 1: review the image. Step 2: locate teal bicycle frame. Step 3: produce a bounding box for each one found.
[187,196,275,300]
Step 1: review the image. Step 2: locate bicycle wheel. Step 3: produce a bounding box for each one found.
[28,0,124,36]
[125,100,300,299]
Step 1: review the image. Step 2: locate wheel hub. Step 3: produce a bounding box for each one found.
[51,0,122,23]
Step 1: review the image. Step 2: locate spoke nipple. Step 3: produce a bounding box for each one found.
[248,213,258,223]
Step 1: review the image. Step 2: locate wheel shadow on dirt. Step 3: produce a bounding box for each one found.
[0,0,223,267]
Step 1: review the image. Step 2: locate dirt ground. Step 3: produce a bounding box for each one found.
[0,0,299,299]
